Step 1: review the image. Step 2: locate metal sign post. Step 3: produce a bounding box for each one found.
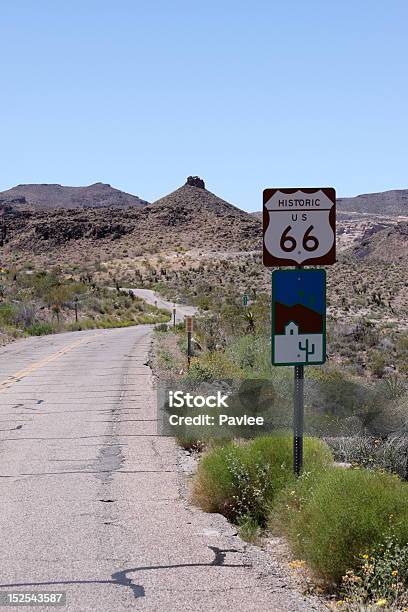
[263,187,336,477]
[187,332,192,366]
[172,305,176,329]
[74,296,79,323]
[185,316,194,367]
[293,365,304,476]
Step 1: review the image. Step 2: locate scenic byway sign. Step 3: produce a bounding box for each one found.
[263,188,336,266]
[272,269,326,366]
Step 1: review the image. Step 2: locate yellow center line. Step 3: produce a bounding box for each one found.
[0,334,99,392]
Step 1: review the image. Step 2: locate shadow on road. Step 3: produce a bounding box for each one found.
[0,546,251,600]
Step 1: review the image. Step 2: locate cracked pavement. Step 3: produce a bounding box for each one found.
[0,326,322,611]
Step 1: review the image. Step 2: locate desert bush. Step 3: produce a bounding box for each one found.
[157,349,174,370]
[26,322,55,336]
[226,335,271,377]
[327,434,408,479]
[306,366,377,419]
[181,352,242,384]
[0,303,16,325]
[181,360,215,384]
[66,319,96,331]
[273,467,408,583]
[341,529,408,608]
[155,322,169,332]
[368,350,387,377]
[12,303,37,327]
[192,435,332,528]
[381,374,407,400]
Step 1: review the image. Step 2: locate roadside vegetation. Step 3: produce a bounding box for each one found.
[153,285,408,610]
[194,437,408,608]
[0,266,170,344]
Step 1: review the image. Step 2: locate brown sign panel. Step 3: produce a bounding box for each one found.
[263,188,336,267]
[185,316,194,332]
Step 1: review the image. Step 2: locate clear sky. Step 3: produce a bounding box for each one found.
[1,0,407,211]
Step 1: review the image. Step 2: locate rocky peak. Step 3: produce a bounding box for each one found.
[185,176,205,189]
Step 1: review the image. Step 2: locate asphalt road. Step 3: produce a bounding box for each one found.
[0,327,321,611]
[125,288,197,323]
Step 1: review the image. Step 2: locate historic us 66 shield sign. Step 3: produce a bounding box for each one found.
[263,188,336,266]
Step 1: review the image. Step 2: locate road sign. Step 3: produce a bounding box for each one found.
[263,188,336,266]
[242,294,248,307]
[272,269,326,366]
[185,316,194,332]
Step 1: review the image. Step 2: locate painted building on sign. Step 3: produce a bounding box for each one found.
[274,321,323,365]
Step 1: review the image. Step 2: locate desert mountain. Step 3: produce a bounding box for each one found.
[337,189,408,217]
[0,182,149,210]
[147,176,259,230]
[352,221,408,262]
[253,188,408,219]
[1,177,407,322]
[0,177,261,265]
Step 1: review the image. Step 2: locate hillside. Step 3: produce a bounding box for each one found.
[146,177,260,245]
[1,178,407,325]
[253,188,408,219]
[337,189,408,217]
[352,221,408,262]
[0,177,261,266]
[0,182,149,209]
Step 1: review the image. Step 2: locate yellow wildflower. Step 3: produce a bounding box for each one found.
[392,569,398,576]
[375,599,388,607]
[288,559,306,570]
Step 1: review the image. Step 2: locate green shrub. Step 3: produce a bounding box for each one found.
[26,322,55,336]
[181,359,224,384]
[327,434,408,479]
[66,319,95,331]
[193,435,332,527]
[155,322,169,332]
[274,467,408,583]
[307,366,377,418]
[341,529,408,608]
[0,303,16,325]
[368,350,386,377]
[226,335,271,377]
[237,514,261,543]
[158,350,174,369]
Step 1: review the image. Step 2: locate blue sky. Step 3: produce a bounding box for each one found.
[1,0,407,211]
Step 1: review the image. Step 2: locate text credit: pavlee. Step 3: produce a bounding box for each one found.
[167,391,265,426]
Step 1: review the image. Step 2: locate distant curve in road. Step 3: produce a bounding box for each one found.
[124,288,197,323]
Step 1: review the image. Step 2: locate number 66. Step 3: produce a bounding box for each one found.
[280,225,319,253]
